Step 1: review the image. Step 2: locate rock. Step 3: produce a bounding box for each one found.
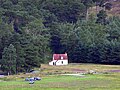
[88,70,96,74]
[25,78,29,81]
[34,77,41,81]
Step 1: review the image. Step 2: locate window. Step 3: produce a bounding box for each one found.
[61,56,63,59]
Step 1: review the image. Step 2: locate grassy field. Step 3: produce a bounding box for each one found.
[0,64,120,90]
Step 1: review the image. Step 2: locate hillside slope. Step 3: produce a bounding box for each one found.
[90,0,120,16]
[109,0,120,15]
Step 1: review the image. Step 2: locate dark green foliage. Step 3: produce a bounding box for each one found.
[9,33,25,72]
[0,18,13,59]
[49,23,62,54]
[81,0,94,7]
[26,19,51,63]
[100,44,120,64]
[42,0,86,23]
[96,10,109,25]
[1,44,17,75]
[0,0,120,75]
[13,33,41,72]
[107,16,120,41]
[24,44,40,72]
[71,43,88,63]
[87,46,101,63]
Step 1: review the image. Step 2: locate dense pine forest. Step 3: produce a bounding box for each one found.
[0,0,120,74]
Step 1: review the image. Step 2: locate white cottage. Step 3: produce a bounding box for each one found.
[49,53,68,66]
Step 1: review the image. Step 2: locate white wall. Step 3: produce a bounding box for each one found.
[49,60,57,65]
[49,60,68,66]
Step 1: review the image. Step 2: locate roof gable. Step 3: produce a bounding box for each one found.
[53,53,68,60]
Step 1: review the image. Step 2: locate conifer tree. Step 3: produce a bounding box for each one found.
[1,44,17,75]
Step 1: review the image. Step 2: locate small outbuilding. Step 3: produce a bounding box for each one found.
[49,53,68,66]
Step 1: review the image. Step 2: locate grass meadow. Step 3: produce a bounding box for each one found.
[0,64,120,90]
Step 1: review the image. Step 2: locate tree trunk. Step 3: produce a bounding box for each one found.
[96,3,98,15]
[8,72,9,76]
[86,6,89,21]
[13,18,19,33]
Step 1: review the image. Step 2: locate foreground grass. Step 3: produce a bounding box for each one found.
[0,64,120,90]
[0,73,120,90]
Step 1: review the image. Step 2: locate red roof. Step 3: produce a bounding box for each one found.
[53,53,68,60]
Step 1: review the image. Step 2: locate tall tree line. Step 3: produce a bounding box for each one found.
[0,0,119,74]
